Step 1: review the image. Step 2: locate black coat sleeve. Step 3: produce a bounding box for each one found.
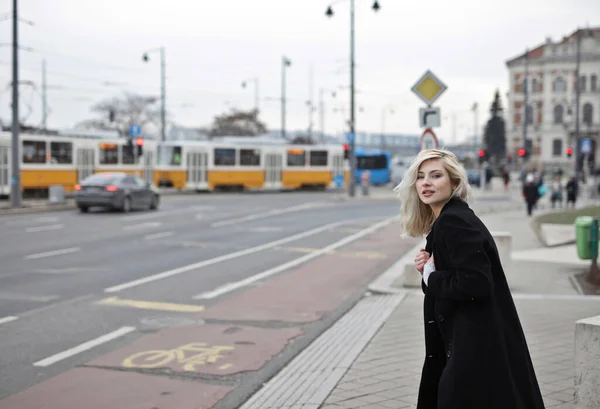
[426,213,494,301]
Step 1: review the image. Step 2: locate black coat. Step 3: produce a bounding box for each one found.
[417,197,545,409]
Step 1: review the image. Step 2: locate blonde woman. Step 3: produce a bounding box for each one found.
[395,149,544,409]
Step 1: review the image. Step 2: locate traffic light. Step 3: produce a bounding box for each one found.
[478,149,487,164]
[518,148,528,159]
[343,144,349,160]
[566,147,573,158]
[136,137,144,156]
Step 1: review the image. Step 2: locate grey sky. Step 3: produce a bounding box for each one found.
[0,0,598,142]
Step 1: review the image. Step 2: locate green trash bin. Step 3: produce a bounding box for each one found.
[575,216,598,260]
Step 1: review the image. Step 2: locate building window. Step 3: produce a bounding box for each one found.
[591,75,598,92]
[531,78,538,93]
[583,103,594,126]
[555,76,565,92]
[553,105,564,124]
[579,76,587,92]
[522,78,528,94]
[552,139,562,157]
[526,105,534,125]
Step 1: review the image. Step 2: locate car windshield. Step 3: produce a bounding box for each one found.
[82,174,123,185]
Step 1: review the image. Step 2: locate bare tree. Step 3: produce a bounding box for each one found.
[76,92,162,136]
[209,108,267,137]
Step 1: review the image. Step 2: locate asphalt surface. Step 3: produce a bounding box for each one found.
[0,191,403,400]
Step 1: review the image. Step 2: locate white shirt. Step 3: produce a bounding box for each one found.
[423,262,435,286]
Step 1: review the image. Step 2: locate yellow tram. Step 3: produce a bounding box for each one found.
[0,131,349,195]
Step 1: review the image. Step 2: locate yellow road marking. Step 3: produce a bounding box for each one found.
[97,297,205,312]
[279,247,387,259]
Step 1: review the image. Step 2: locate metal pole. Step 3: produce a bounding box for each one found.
[523,49,529,165]
[11,0,21,208]
[160,47,166,142]
[574,30,582,175]
[42,59,47,129]
[281,56,286,138]
[254,78,260,114]
[308,65,314,138]
[319,88,325,142]
[348,0,356,197]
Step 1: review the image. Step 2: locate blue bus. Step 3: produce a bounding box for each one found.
[354,147,391,185]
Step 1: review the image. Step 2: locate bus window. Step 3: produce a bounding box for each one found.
[50,142,73,164]
[240,149,260,166]
[357,155,388,170]
[214,148,236,166]
[99,143,118,165]
[287,149,305,167]
[309,151,328,167]
[22,140,47,164]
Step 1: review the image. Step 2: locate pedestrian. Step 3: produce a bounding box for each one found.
[523,173,540,216]
[566,176,578,208]
[394,148,544,409]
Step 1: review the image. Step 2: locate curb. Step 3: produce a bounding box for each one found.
[0,202,76,216]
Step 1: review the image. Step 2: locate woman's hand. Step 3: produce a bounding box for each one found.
[414,249,431,274]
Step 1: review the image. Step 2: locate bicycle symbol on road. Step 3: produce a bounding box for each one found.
[122,342,235,372]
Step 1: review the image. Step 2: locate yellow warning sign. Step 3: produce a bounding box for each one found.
[411,70,447,105]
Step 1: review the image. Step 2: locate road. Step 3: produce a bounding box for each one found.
[0,190,513,409]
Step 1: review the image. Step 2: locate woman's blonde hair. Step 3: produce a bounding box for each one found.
[393,148,471,237]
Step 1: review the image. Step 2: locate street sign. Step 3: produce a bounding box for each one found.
[419,107,441,128]
[411,70,448,106]
[581,138,592,154]
[129,124,141,137]
[346,132,355,144]
[420,128,439,151]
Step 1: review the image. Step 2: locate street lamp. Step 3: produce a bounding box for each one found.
[142,47,166,142]
[281,56,292,138]
[380,104,395,150]
[325,0,380,197]
[242,77,260,113]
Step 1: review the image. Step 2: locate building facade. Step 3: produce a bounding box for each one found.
[506,27,600,173]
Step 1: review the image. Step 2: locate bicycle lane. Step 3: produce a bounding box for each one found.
[0,220,419,409]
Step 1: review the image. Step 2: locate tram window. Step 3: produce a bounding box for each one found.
[287,149,305,167]
[240,149,260,166]
[99,143,118,164]
[22,140,46,164]
[171,147,182,165]
[214,148,236,166]
[49,142,73,164]
[309,150,328,167]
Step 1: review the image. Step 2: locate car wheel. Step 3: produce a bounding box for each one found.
[121,197,132,213]
[78,206,89,213]
[150,195,159,210]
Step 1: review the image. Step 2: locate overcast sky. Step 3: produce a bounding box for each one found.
[0,0,598,142]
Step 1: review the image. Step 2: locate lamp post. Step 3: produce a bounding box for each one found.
[281,56,292,138]
[142,47,166,142]
[242,77,259,113]
[326,0,380,197]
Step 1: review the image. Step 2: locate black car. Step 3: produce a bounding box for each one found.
[75,172,160,213]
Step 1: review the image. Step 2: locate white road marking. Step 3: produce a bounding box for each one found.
[120,205,215,222]
[0,293,60,302]
[195,214,204,220]
[145,231,174,240]
[26,224,64,233]
[33,326,136,367]
[122,222,162,231]
[210,202,333,228]
[248,226,283,233]
[193,216,397,300]
[34,267,108,274]
[25,247,81,260]
[104,220,350,293]
[0,316,18,326]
